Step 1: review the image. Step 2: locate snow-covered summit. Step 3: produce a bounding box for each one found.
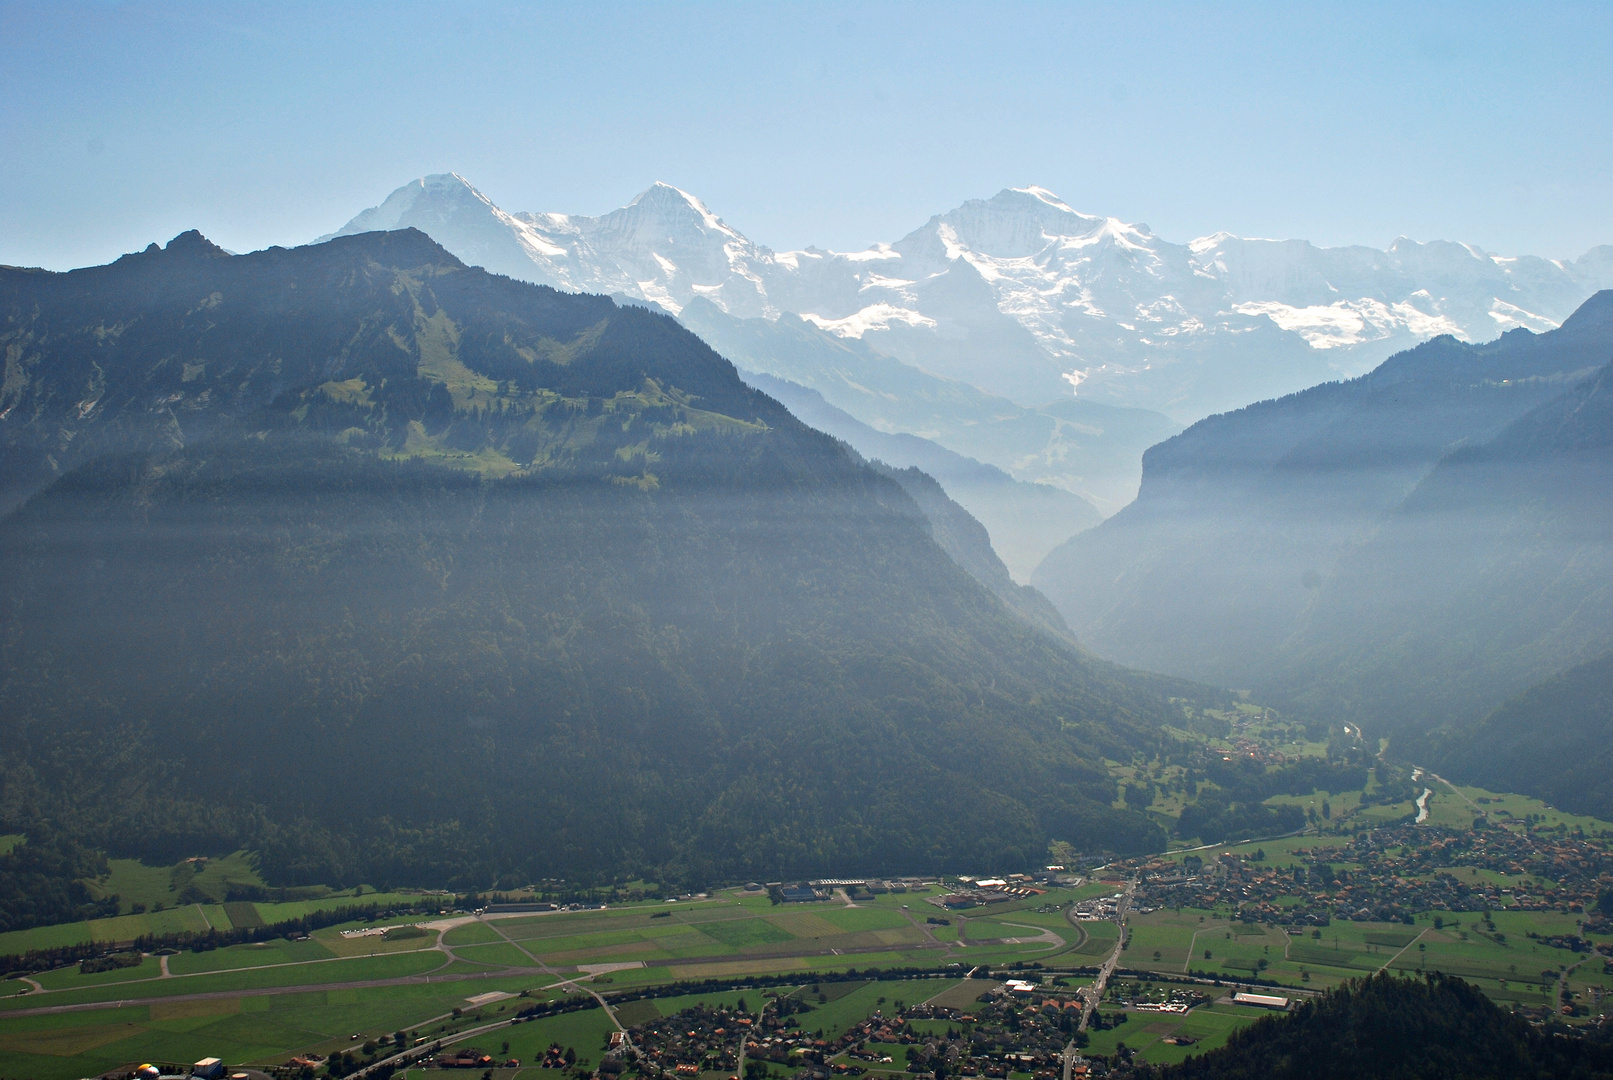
[326,176,1613,419]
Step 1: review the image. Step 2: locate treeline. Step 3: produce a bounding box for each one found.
[1194,756,1370,803]
[0,898,443,975]
[1170,755,1368,844]
[1177,796,1305,846]
[0,827,119,934]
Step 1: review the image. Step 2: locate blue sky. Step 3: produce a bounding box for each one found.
[3,1,1611,269]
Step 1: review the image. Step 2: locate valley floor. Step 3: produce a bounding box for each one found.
[6,706,1613,1079]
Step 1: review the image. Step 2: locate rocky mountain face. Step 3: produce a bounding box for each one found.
[0,228,1185,887]
[674,299,1179,523]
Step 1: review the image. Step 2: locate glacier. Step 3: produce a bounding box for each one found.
[325,174,1613,424]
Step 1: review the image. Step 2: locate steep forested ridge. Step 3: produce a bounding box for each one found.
[0,229,1182,894]
[1277,359,1613,742]
[1446,649,1613,819]
[1141,973,1613,1080]
[742,370,1102,581]
[869,461,1076,642]
[1033,293,1613,741]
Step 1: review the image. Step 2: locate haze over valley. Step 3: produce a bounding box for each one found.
[4,4,1613,1078]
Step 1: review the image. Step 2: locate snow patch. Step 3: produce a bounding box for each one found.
[1488,299,1559,332]
[839,244,902,263]
[1233,299,1463,348]
[801,304,938,338]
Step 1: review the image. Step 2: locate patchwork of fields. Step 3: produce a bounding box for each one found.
[0,881,1083,1079]
[5,771,1612,1080]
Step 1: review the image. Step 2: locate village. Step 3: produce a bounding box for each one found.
[1114,821,1613,926]
[610,985,1092,1080]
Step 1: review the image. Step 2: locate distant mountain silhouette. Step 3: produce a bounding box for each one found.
[741,371,1101,580]
[1033,292,1613,764]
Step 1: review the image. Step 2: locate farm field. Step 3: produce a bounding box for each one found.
[1120,903,1603,1005]
[1083,1002,1270,1065]
[6,753,1612,1080]
[0,889,434,957]
[0,882,1096,1078]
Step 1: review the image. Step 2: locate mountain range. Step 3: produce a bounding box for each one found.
[328,174,1613,422]
[0,227,1192,888]
[322,174,1613,574]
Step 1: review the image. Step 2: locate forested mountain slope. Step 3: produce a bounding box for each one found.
[1276,360,1613,747]
[0,229,1183,892]
[1146,973,1613,1080]
[869,462,1076,643]
[1443,650,1613,820]
[1033,292,1613,702]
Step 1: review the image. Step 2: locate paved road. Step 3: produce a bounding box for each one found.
[735,998,757,1080]
[1060,1040,1084,1080]
[898,905,954,955]
[349,1011,520,1080]
[1076,879,1134,1034]
[480,917,632,1051]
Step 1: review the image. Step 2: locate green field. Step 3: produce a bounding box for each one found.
[0,795,1600,1080]
[0,890,437,958]
[1120,903,1595,1001]
[1083,1002,1271,1065]
[0,975,562,1080]
[0,888,989,1076]
[166,937,338,975]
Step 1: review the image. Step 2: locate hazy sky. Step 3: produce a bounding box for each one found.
[4,1,1611,270]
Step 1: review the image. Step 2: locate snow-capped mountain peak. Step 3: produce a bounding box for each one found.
[624,182,743,241]
[327,175,1613,419]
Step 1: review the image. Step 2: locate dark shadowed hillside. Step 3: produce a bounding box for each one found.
[1139,973,1613,1080]
[1442,649,1613,819]
[869,461,1077,643]
[0,229,1186,894]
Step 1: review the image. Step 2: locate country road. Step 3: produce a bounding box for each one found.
[1076,879,1134,1033]
[0,963,547,1019]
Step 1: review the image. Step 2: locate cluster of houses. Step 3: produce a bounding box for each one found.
[624,1000,750,1078]
[1067,892,1127,922]
[431,1048,521,1069]
[935,874,1060,911]
[1118,819,1613,927]
[1206,736,1291,767]
[623,983,1097,1080]
[763,879,938,903]
[896,989,1079,1078]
